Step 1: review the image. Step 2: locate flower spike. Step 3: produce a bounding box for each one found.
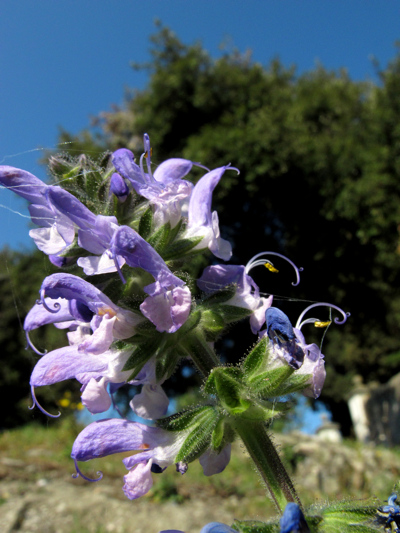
[245,252,303,286]
[72,458,103,482]
[30,385,61,418]
[295,302,350,330]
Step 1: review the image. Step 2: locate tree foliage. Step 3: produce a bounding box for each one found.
[15,28,400,434]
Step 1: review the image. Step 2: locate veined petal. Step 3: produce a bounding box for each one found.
[30,345,109,387]
[130,384,169,420]
[199,444,231,476]
[79,315,116,354]
[47,186,97,229]
[186,166,233,260]
[110,226,183,287]
[0,166,48,205]
[29,226,69,255]
[153,158,194,184]
[112,148,146,186]
[140,285,191,333]
[188,167,228,228]
[81,377,112,414]
[123,461,154,500]
[77,253,125,276]
[249,296,273,334]
[40,273,116,314]
[71,419,172,461]
[24,298,73,331]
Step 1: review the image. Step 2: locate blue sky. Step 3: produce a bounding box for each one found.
[1,0,399,249]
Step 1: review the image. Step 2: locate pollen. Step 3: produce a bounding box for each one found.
[314,320,331,328]
[98,307,117,317]
[144,148,153,158]
[264,262,279,273]
[138,443,150,450]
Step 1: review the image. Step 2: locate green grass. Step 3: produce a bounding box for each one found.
[1,418,400,519]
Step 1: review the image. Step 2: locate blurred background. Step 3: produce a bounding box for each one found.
[1,2,400,530]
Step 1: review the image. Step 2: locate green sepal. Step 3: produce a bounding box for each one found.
[157,405,216,432]
[122,335,163,380]
[200,309,226,341]
[232,514,323,533]
[138,207,153,239]
[271,374,312,396]
[199,284,238,306]
[155,348,183,382]
[162,236,204,260]
[206,367,251,415]
[147,222,171,253]
[231,520,279,533]
[174,407,220,463]
[317,497,380,532]
[204,367,242,395]
[237,400,289,422]
[211,417,225,450]
[167,219,183,243]
[157,405,220,464]
[211,419,236,453]
[212,304,252,323]
[247,366,295,397]
[242,337,269,378]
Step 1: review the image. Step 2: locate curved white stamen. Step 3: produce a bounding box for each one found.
[295,303,350,330]
[245,251,303,286]
[296,317,326,330]
[225,164,240,175]
[40,290,61,313]
[72,459,103,482]
[25,331,47,356]
[193,162,210,172]
[30,385,61,418]
[140,133,155,183]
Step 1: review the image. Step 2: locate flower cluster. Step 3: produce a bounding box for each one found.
[0,135,350,532]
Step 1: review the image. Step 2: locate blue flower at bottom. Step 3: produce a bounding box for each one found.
[200,524,237,533]
[280,503,310,533]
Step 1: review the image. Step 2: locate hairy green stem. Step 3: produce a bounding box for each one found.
[232,418,302,513]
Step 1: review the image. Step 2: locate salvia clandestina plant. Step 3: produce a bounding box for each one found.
[1,135,395,532]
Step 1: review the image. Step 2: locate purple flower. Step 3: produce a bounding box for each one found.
[185,166,237,261]
[112,134,207,228]
[263,303,349,398]
[71,418,231,498]
[110,226,192,332]
[34,273,141,348]
[26,273,144,416]
[198,264,272,334]
[265,308,305,370]
[0,166,75,257]
[46,187,125,275]
[280,503,310,533]
[110,172,129,202]
[200,524,237,533]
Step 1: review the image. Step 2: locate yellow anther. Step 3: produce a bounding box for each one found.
[98,307,117,318]
[144,148,153,158]
[264,262,279,273]
[314,321,331,328]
